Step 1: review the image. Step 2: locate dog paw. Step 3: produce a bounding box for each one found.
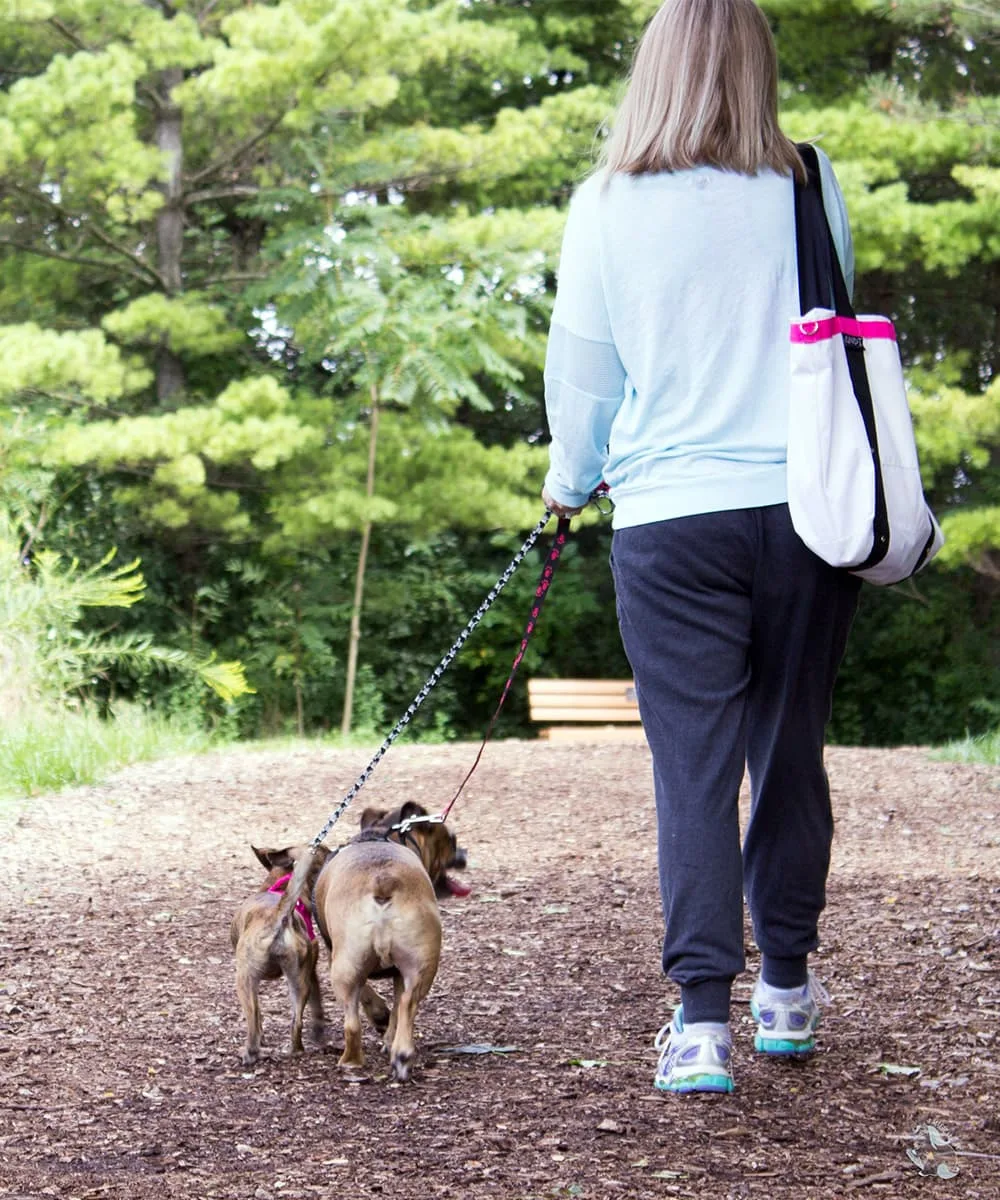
[389,1052,413,1083]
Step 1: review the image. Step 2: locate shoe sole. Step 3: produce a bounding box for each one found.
[751,1000,819,1056]
[655,1073,735,1094]
[753,1033,816,1055]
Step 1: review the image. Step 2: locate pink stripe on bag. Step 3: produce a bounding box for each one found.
[790,315,897,344]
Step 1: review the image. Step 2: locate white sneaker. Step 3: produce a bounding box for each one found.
[750,972,830,1055]
[654,1007,734,1094]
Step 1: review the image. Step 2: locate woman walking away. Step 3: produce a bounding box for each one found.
[541,0,859,1096]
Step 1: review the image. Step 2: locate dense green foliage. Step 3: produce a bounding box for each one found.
[0,504,248,796]
[0,0,997,747]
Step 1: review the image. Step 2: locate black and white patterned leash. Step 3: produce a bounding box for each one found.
[310,508,561,849]
[438,515,571,821]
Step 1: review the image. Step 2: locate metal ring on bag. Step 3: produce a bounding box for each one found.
[800,321,819,336]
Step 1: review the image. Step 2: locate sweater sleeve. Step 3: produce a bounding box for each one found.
[543,177,627,509]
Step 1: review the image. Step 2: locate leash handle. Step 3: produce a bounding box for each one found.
[310,509,557,848]
[439,515,571,821]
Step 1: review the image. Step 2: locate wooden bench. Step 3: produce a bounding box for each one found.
[527,678,646,743]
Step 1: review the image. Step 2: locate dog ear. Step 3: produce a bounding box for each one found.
[359,807,387,830]
[399,801,428,823]
[252,845,295,871]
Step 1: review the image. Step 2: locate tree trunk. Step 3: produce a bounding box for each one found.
[293,581,305,738]
[155,65,185,402]
[340,386,380,738]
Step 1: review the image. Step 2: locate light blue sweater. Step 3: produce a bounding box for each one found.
[543,149,854,528]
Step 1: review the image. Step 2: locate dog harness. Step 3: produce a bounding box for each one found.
[268,874,316,941]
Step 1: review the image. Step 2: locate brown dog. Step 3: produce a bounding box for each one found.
[229,845,331,1066]
[312,801,469,1081]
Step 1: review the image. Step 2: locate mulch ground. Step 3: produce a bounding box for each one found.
[1,740,998,1199]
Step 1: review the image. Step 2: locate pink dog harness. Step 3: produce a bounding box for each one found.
[268,874,316,941]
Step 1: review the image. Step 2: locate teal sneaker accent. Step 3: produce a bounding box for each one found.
[751,972,830,1056]
[654,1007,734,1094]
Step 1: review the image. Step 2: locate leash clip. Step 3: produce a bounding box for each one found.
[393,812,446,836]
[590,482,613,517]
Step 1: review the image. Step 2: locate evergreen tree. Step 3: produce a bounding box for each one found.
[1,0,997,741]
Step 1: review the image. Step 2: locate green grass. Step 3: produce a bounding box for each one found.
[935,727,1000,766]
[0,703,215,801]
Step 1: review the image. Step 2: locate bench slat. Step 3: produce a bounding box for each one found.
[528,693,638,710]
[527,678,642,732]
[528,679,637,697]
[539,726,648,743]
[528,706,642,723]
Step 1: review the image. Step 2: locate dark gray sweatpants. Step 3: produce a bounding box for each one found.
[611,504,860,1024]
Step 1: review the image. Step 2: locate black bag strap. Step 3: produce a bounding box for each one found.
[794,143,854,319]
[794,142,890,572]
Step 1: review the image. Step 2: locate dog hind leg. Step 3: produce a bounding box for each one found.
[378,972,402,1052]
[382,971,402,1056]
[389,972,428,1083]
[286,965,309,1054]
[307,960,325,1045]
[236,963,263,1066]
[333,979,365,1070]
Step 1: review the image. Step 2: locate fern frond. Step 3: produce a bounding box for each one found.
[194,656,255,703]
[32,548,145,611]
[71,638,254,702]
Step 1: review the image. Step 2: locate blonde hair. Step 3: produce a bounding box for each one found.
[601,0,805,182]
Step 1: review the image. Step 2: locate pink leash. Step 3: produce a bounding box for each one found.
[268,874,316,941]
[438,516,571,821]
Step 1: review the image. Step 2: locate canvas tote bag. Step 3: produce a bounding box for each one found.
[788,144,943,585]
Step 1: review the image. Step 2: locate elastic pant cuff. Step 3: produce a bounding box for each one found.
[761,955,809,990]
[679,978,732,1025]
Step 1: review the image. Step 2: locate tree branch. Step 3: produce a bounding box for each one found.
[47,17,89,53]
[198,0,223,25]
[6,183,166,287]
[186,35,364,187]
[201,271,268,285]
[186,115,288,187]
[953,3,1000,32]
[23,388,132,419]
[343,159,484,195]
[19,500,50,563]
[86,224,168,290]
[0,237,150,284]
[184,185,262,206]
[138,81,171,111]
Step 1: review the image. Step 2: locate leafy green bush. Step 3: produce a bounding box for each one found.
[829,571,1000,747]
[0,504,249,796]
[0,509,250,719]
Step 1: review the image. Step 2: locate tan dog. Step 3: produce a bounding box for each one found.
[312,801,469,1081]
[229,845,330,1066]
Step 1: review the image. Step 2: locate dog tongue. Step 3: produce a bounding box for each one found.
[442,873,471,898]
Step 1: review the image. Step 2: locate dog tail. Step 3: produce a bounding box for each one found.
[274,848,320,931]
[372,874,397,907]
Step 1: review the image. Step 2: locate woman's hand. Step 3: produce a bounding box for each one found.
[542,486,586,518]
